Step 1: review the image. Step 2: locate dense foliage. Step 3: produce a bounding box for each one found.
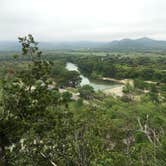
[67,55,166,83]
[0,35,165,166]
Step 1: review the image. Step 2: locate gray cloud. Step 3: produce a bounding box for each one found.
[0,0,166,41]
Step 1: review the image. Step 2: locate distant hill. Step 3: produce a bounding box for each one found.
[0,37,166,52]
[106,37,166,51]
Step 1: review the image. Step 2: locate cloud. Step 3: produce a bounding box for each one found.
[0,0,166,41]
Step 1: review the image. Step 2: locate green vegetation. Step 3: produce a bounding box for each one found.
[66,55,166,83]
[79,85,95,100]
[0,35,165,165]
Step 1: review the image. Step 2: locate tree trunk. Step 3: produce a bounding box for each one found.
[0,144,7,166]
[0,133,8,166]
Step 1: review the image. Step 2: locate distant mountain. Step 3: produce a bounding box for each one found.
[106,37,166,51]
[0,37,166,52]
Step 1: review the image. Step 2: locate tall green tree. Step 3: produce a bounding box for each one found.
[0,35,62,165]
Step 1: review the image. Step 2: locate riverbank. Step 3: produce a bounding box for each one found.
[66,62,122,91]
[65,62,134,97]
[103,85,124,97]
[102,77,134,86]
[98,77,134,97]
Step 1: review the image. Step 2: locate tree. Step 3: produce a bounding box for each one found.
[65,71,81,88]
[50,62,81,88]
[79,85,94,100]
[62,91,72,108]
[0,35,73,165]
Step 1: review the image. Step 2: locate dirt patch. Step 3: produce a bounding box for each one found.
[103,85,124,97]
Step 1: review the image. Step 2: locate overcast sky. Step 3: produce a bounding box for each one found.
[0,0,166,41]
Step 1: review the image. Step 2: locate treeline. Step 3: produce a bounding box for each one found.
[68,55,166,83]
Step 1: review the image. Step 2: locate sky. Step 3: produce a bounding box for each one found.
[0,0,166,41]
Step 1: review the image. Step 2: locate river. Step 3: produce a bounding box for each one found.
[66,62,121,91]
